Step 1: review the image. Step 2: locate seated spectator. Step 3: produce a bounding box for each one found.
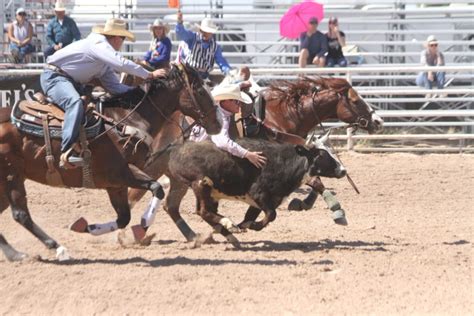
[416,35,445,89]
[7,8,34,63]
[143,19,171,69]
[325,17,347,67]
[298,17,327,68]
[44,0,81,59]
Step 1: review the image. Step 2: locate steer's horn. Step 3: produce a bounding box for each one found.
[318,130,331,144]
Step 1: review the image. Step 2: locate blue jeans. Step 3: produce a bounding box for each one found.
[326,56,347,67]
[416,72,446,89]
[43,46,57,61]
[9,42,35,63]
[40,69,84,153]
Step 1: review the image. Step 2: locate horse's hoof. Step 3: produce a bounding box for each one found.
[139,233,156,246]
[226,234,241,249]
[288,198,305,211]
[69,217,88,233]
[332,209,348,226]
[7,251,28,262]
[238,221,252,231]
[56,246,71,261]
[131,225,147,242]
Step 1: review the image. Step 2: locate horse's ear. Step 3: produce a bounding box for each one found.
[348,88,359,103]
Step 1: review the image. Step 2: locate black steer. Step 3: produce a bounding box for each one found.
[167,137,346,248]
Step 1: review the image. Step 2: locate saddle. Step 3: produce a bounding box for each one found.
[11,92,102,139]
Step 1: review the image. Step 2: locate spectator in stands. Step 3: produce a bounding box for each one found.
[143,19,171,69]
[416,35,445,89]
[44,1,81,60]
[298,17,327,68]
[175,11,231,79]
[7,8,35,63]
[325,17,347,67]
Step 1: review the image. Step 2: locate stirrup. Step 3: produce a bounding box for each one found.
[59,148,84,169]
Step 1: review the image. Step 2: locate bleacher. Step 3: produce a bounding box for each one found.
[1,0,473,152]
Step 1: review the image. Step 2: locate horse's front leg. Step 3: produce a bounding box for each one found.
[70,164,164,237]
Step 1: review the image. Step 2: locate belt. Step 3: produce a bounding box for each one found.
[45,64,73,79]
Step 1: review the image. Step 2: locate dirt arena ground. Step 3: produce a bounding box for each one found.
[0,152,472,315]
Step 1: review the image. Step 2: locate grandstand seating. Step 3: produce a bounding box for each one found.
[1,0,473,151]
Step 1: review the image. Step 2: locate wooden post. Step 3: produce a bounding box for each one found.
[347,127,354,151]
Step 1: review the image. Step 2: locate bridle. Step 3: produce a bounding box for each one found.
[309,86,373,132]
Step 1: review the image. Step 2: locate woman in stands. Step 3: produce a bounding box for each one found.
[416,35,445,89]
[7,7,35,63]
[325,17,347,67]
[142,19,172,69]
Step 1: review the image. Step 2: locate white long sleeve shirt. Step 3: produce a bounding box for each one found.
[190,106,248,158]
[47,34,150,94]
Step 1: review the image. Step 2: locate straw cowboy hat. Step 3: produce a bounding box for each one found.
[96,18,136,42]
[198,18,218,34]
[91,24,104,34]
[212,84,252,104]
[149,18,170,33]
[54,0,66,11]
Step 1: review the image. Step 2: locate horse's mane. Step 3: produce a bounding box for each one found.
[268,76,351,108]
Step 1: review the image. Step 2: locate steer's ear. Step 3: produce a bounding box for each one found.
[295,145,309,157]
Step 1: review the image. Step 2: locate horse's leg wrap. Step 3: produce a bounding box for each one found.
[88,221,118,236]
[322,189,348,225]
[140,196,161,228]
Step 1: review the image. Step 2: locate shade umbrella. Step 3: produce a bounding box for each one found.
[279,1,324,39]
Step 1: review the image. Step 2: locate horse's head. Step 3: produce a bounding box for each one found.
[335,85,384,134]
[167,63,221,134]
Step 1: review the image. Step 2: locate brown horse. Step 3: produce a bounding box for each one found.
[127,76,383,242]
[0,63,221,261]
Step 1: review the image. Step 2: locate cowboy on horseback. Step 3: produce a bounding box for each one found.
[41,18,166,168]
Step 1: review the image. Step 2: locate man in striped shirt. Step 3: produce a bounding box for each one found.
[176,11,231,79]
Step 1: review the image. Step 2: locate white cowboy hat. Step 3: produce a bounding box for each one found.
[199,18,218,34]
[16,7,26,15]
[426,35,438,45]
[149,18,170,33]
[212,84,252,104]
[96,18,135,42]
[54,0,66,11]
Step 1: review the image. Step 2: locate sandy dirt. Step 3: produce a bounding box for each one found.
[0,153,472,315]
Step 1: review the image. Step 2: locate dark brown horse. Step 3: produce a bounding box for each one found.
[127,76,383,242]
[0,63,221,261]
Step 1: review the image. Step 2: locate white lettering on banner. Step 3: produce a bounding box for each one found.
[0,83,36,108]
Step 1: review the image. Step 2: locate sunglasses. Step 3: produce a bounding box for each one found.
[18,12,26,16]
[429,43,438,47]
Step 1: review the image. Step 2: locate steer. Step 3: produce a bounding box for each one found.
[166,133,346,248]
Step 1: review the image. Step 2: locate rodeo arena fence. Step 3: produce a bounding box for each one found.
[1,0,473,152]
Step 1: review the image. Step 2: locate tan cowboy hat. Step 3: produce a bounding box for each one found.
[96,18,136,42]
[198,18,218,34]
[54,0,66,11]
[149,18,170,33]
[212,84,252,104]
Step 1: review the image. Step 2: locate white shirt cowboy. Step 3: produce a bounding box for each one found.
[47,33,149,94]
[190,84,267,168]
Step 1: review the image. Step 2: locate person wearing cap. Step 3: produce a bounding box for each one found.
[143,19,172,69]
[43,0,81,59]
[7,8,35,63]
[175,11,231,79]
[41,18,167,168]
[298,17,328,68]
[190,84,267,168]
[416,35,446,89]
[325,17,347,67]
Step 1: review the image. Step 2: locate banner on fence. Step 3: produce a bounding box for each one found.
[0,73,41,108]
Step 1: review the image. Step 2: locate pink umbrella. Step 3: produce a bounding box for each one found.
[279,1,324,39]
